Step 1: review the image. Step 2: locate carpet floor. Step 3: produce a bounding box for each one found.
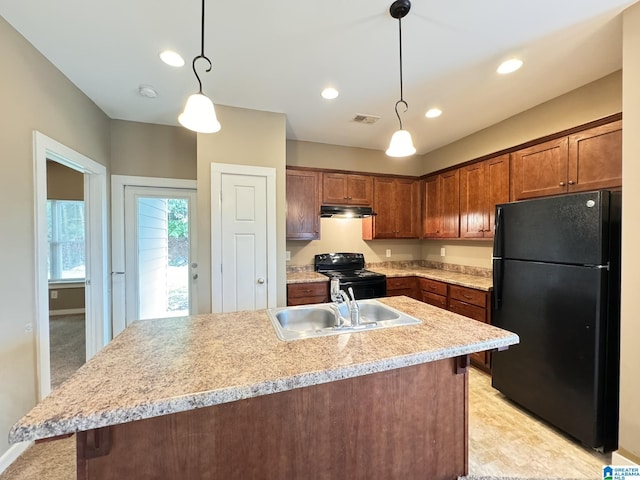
[49,314,85,389]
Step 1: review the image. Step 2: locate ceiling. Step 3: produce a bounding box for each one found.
[1,0,637,155]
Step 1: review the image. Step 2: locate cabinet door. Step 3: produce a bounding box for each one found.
[439,170,460,238]
[422,175,441,237]
[395,179,420,238]
[459,163,486,239]
[511,137,568,200]
[371,178,397,238]
[484,154,510,238]
[346,175,373,206]
[286,170,319,240]
[322,173,349,204]
[568,120,622,193]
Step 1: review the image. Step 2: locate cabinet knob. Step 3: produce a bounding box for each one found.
[559,181,566,187]
[568,180,575,185]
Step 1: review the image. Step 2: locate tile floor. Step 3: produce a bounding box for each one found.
[468,367,610,478]
[0,367,611,480]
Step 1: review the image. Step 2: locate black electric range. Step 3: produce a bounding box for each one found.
[314,253,386,299]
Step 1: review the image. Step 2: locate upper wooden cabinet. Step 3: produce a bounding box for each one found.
[423,170,460,238]
[286,169,320,240]
[322,173,373,206]
[511,120,622,201]
[567,120,622,193]
[363,178,420,239]
[459,154,509,239]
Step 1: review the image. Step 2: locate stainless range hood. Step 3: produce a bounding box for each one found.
[320,205,377,218]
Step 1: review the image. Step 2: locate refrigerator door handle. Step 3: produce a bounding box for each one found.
[492,258,503,311]
[493,205,504,257]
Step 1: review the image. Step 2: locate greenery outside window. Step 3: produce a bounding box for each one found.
[47,200,85,281]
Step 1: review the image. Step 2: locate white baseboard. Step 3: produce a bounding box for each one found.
[50,308,85,316]
[0,442,32,474]
[613,451,639,466]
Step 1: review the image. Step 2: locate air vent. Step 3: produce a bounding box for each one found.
[352,114,381,125]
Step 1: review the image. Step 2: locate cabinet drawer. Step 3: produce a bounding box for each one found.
[287,282,328,299]
[419,278,447,296]
[448,285,486,308]
[386,277,416,290]
[287,296,327,306]
[448,299,486,322]
[422,291,447,308]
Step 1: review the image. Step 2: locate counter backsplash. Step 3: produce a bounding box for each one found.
[286,260,491,278]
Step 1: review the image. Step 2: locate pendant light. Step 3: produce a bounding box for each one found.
[178,0,221,133]
[386,0,416,157]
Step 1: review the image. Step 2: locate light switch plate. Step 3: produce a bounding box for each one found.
[440,247,446,257]
[385,249,391,258]
[285,251,291,261]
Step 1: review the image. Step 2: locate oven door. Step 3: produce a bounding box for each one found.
[339,278,386,300]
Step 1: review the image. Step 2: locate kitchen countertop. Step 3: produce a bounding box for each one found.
[9,296,517,444]
[368,266,493,291]
[286,271,329,283]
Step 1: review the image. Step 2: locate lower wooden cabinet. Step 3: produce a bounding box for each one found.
[447,285,490,370]
[386,276,420,300]
[418,278,447,308]
[287,282,329,306]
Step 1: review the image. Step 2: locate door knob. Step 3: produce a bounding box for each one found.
[257,277,265,284]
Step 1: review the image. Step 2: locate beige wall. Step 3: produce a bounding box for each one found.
[110,120,197,179]
[422,240,493,270]
[197,105,287,311]
[47,161,84,200]
[287,140,424,176]
[287,219,422,266]
[49,286,85,312]
[620,2,640,463]
[420,71,622,175]
[0,16,110,457]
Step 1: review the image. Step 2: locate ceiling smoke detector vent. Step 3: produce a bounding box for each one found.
[352,114,381,125]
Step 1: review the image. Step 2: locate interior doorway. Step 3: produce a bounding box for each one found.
[111,176,197,335]
[33,131,109,400]
[210,163,277,313]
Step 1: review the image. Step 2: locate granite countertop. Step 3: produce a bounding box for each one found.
[286,271,329,284]
[368,266,493,291]
[9,296,517,444]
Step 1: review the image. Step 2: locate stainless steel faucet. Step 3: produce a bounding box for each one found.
[339,287,359,326]
[330,282,359,327]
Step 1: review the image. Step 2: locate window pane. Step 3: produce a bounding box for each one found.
[48,200,85,281]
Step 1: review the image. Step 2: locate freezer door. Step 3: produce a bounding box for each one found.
[491,259,611,449]
[494,190,610,265]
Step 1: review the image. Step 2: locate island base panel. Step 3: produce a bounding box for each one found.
[77,358,468,480]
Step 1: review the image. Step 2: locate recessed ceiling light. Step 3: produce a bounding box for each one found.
[497,58,523,75]
[321,87,339,100]
[160,50,185,67]
[138,85,158,98]
[425,108,442,118]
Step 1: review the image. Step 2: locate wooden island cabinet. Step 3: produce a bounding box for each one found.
[287,281,329,306]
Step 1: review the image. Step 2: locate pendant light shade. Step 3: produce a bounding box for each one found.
[386,129,416,157]
[179,93,221,133]
[178,0,221,134]
[386,0,415,158]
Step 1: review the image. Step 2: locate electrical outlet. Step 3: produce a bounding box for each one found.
[385,249,391,258]
[50,290,58,299]
[285,251,291,261]
[440,247,446,257]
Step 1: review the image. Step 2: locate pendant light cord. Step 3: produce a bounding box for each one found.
[394,14,408,130]
[192,0,212,94]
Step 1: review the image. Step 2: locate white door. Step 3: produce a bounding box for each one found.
[124,186,198,323]
[211,163,276,313]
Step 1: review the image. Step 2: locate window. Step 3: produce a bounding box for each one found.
[47,200,85,281]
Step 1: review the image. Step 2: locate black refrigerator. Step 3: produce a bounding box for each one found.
[491,190,621,452]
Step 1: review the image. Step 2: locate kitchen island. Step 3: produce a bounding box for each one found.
[9,296,517,480]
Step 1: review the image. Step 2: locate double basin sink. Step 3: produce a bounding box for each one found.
[267,299,421,341]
